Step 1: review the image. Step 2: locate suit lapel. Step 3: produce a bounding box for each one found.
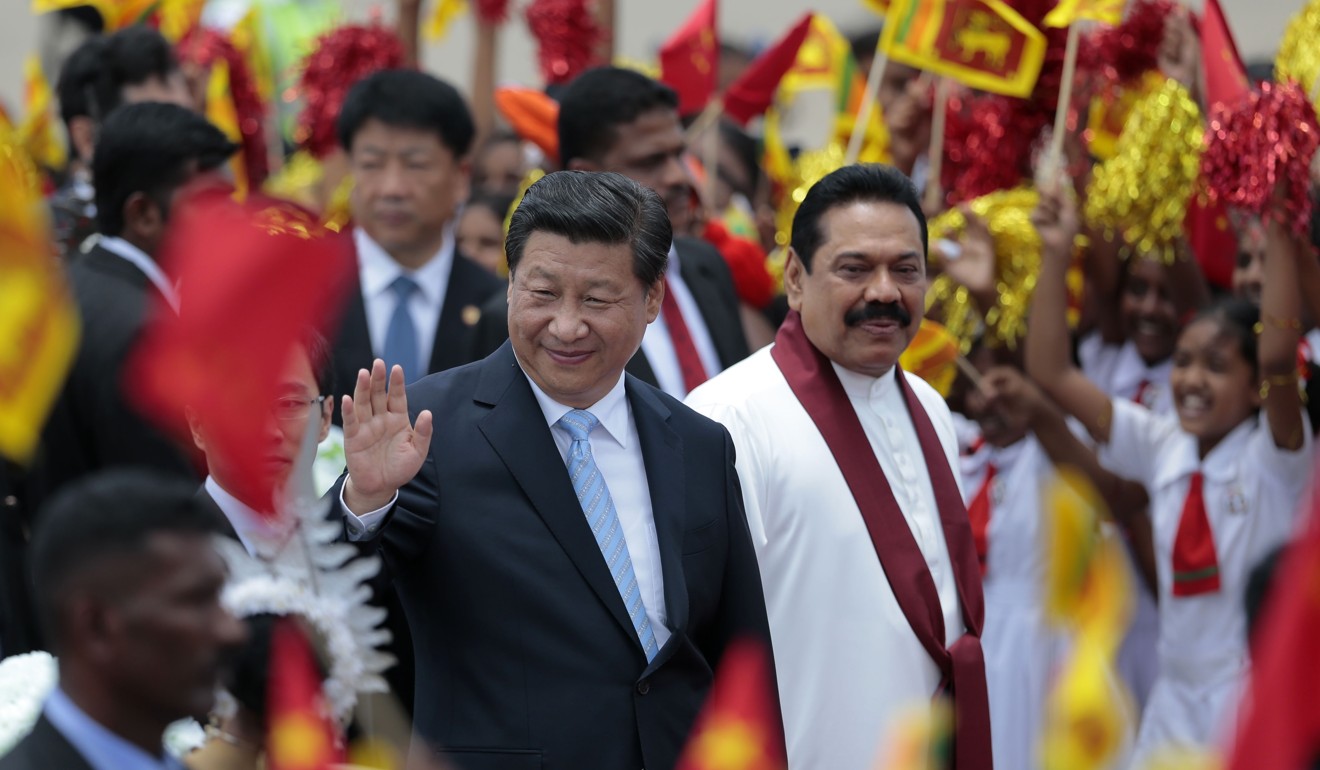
[473,345,644,651]
[195,487,240,542]
[675,239,743,369]
[628,380,691,664]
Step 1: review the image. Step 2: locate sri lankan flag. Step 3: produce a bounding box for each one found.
[0,121,78,464]
[899,319,960,397]
[675,638,784,770]
[1043,0,1126,28]
[881,0,1046,98]
[267,619,343,770]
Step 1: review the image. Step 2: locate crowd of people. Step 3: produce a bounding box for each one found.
[0,1,1317,770]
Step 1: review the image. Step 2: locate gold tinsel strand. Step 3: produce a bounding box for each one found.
[766,142,847,291]
[1276,0,1320,113]
[1084,78,1203,263]
[926,187,1042,353]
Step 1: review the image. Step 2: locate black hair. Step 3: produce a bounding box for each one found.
[717,120,761,200]
[57,25,178,137]
[463,190,517,225]
[848,28,883,66]
[301,327,335,397]
[556,67,680,168]
[29,469,224,648]
[790,163,927,272]
[337,69,475,159]
[505,170,671,286]
[1187,297,1260,378]
[56,6,106,34]
[92,102,238,237]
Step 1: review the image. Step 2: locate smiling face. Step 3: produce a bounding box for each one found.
[785,200,927,378]
[1170,317,1259,453]
[507,231,661,407]
[1120,257,1179,365]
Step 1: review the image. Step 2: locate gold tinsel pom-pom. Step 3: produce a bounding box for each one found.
[926,187,1041,353]
[1276,0,1320,113]
[1084,78,1203,262]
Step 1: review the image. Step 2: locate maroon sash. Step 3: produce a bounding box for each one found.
[770,311,991,770]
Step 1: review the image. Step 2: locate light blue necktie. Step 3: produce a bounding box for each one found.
[557,409,659,661]
[382,275,421,382]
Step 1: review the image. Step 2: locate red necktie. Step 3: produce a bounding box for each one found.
[660,278,709,394]
[967,463,995,575]
[1133,378,1152,408]
[1171,471,1221,596]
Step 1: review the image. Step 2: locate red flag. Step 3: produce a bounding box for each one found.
[1226,465,1320,770]
[126,189,353,516]
[660,0,719,116]
[1186,0,1248,290]
[267,618,343,770]
[675,638,785,770]
[722,13,813,127]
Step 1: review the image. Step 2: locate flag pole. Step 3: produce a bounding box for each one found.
[923,77,950,212]
[1044,23,1082,192]
[845,40,890,165]
[684,97,724,144]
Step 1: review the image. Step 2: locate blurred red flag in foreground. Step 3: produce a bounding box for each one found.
[127,189,352,516]
[676,637,785,770]
[1226,461,1320,770]
[721,13,813,127]
[267,618,343,770]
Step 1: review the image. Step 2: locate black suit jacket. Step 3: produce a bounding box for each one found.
[27,244,197,513]
[0,715,95,770]
[469,236,750,388]
[332,239,505,422]
[349,343,775,770]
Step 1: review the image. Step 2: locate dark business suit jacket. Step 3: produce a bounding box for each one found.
[349,343,775,770]
[27,243,197,513]
[0,715,95,770]
[469,236,750,387]
[331,239,505,423]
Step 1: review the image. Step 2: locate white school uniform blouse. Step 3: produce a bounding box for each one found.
[686,347,965,770]
[1079,334,1175,416]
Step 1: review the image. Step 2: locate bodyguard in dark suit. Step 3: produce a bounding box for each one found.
[473,67,750,399]
[330,70,504,420]
[27,103,239,516]
[0,470,245,770]
[336,171,776,769]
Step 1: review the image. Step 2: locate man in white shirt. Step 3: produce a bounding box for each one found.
[330,70,504,409]
[31,102,238,516]
[333,170,775,770]
[686,164,990,770]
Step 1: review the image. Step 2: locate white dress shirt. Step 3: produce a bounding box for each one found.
[98,235,179,312]
[342,369,671,650]
[1078,333,1175,416]
[204,476,296,559]
[686,347,964,770]
[354,226,455,376]
[640,244,723,398]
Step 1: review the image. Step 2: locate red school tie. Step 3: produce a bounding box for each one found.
[1133,378,1152,408]
[660,277,709,394]
[966,463,995,575]
[1171,471,1222,597]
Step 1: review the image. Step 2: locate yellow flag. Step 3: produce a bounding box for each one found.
[899,319,961,398]
[157,0,206,42]
[1044,0,1127,28]
[862,0,891,18]
[205,59,248,199]
[1038,635,1132,770]
[0,124,79,464]
[19,55,66,172]
[31,0,155,30]
[232,6,275,102]
[872,701,952,770]
[425,0,467,41]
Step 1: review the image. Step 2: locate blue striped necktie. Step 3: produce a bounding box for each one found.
[557,409,659,661]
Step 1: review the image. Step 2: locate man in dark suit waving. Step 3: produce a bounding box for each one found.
[472,67,750,398]
[331,69,504,408]
[338,171,775,769]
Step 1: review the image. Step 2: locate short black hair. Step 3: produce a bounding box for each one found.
[30,469,223,648]
[791,164,928,272]
[337,69,475,158]
[505,170,671,286]
[300,327,335,397]
[56,25,178,133]
[92,102,238,237]
[848,27,883,66]
[717,120,761,199]
[464,189,517,225]
[1189,297,1261,379]
[556,67,680,168]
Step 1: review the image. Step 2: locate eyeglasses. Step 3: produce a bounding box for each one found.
[271,395,328,421]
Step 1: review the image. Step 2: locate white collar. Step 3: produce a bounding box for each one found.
[354,226,454,303]
[833,361,899,402]
[204,476,291,557]
[522,365,632,449]
[667,242,681,277]
[97,236,179,312]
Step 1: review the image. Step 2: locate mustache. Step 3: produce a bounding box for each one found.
[844,301,912,328]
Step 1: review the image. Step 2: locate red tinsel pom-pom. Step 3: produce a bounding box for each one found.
[525,0,601,86]
[1202,80,1320,236]
[476,0,511,24]
[942,94,1045,207]
[296,24,407,159]
[177,27,269,187]
[1086,0,1175,85]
